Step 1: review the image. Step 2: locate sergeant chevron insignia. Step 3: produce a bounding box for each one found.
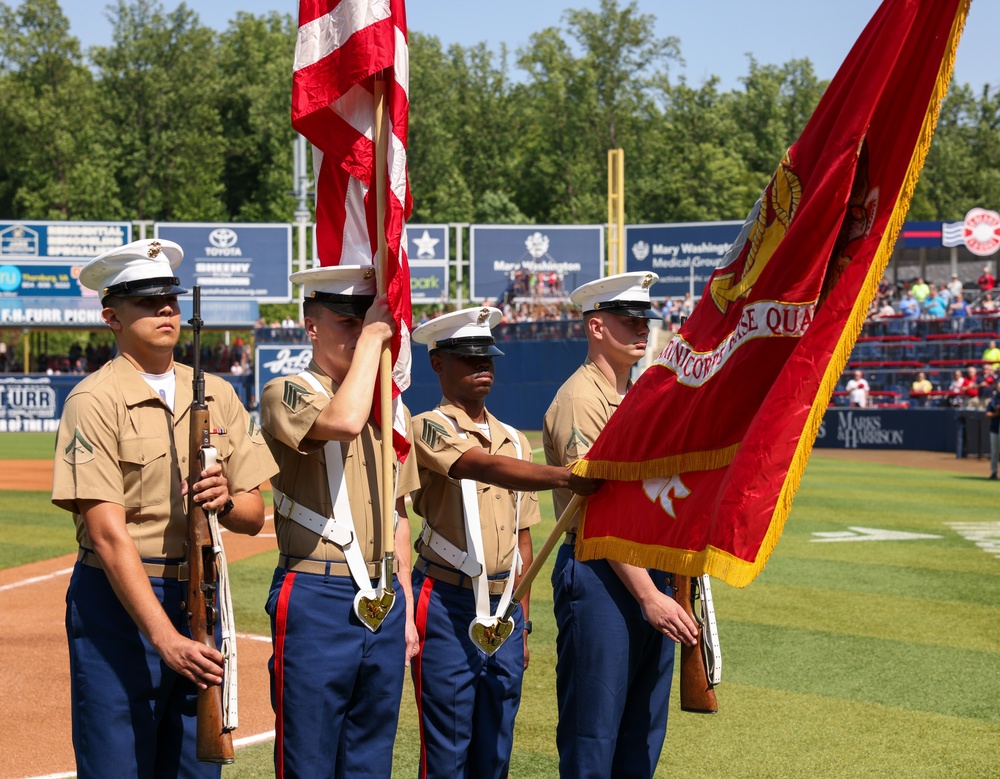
[282,380,312,412]
[421,418,449,449]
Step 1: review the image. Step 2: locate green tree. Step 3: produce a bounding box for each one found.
[91,0,225,221]
[513,0,678,223]
[727,57,826,182]
[217,11,298,222]
[910,82,1000,220]
[407,32,474,224]
[0,0,121,218]
[631,77,759,223]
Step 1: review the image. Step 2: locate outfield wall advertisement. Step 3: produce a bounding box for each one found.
[0,221,132,326]
[407,224,449,303]
[469,225,603,303]
[625,221,743,300]
[155,223,292,302]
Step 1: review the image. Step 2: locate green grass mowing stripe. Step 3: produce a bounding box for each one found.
[745,556,1000,607]
[0,489,77,568]
[767,531,1000,576]
[658,683,1000,778]
[795,458,999,520]
[0,431,57,459]
[717,582,1000,654]
[722,620,999,723]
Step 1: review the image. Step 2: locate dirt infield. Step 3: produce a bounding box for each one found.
[0,448,993,778]
[0,460,55,492]
[1,475,280,779]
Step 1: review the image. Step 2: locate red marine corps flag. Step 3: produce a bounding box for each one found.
[292,0,412,458]
[573,0,971,587]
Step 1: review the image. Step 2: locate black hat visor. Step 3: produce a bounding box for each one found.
[431,336,504,357]
[312,292,376,319]
[102,276,188,304]
[591,299,662,320]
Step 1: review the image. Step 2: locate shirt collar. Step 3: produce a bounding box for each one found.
[436,398,514,451]
[582,358,627,407]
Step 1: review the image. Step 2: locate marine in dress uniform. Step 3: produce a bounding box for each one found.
[542,273,698,779]
[409,307,599,779]
[51,239,276,779]
[259,265,419,779]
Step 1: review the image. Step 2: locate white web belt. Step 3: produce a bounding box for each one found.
[291,372,393,608]
[431,411,522,629]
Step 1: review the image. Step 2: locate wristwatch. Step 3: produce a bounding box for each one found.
[218,498,235,519]
[523,620,533,635]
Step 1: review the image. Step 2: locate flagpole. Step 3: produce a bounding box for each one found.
[499,494,584,625]
[373,71,396,602]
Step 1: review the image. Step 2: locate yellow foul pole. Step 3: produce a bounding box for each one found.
[607,148,625,275]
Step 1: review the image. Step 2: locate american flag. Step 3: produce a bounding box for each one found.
[292,0,412,459]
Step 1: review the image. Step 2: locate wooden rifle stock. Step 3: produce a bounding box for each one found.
[186,288,235,764]
[674,574,718,714]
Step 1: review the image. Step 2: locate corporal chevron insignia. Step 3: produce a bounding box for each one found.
[282,380,313,412]
[63,428,94,465]
[421,418,450,450]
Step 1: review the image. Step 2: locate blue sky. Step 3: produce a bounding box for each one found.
[57,1,998,93]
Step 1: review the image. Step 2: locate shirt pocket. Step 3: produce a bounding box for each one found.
[209,433,234,471]
[119,437,170,509]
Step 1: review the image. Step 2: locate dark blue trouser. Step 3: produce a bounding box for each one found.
[411,566,525,779]
[267,567,405,779]
[65,561,220,779]
[552,543,675,779]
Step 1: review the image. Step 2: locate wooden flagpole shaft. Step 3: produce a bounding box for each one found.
[373,74,395,589]
[500,494,584,623]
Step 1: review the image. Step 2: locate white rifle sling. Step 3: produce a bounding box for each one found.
[200,445,238,731]
[432,410,522,624]
[698,573,722,685]
[208,506,238,730]
[294,371,379,595]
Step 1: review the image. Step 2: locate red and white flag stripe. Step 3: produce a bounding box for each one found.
[292,0,412,458]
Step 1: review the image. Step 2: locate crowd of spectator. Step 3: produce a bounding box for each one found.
[866,265,999,334]
[0,336,251,376]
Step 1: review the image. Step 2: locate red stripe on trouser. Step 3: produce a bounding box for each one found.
[413,576,435,779]
[273,572,296,779]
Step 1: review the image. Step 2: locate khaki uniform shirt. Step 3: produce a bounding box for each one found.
[411,400,540,577]
[51,356,277,559]
[543,359,624,531]
[260,362,419,563]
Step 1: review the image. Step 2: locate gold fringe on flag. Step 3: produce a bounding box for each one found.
[571,443,740,481]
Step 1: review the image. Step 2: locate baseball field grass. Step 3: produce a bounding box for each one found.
[4,435,999,778]
[277,453,1000,778]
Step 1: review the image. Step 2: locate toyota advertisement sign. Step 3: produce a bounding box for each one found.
[155,223,292,302]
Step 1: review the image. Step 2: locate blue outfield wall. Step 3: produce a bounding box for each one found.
[1,340,991,461]
[406,338,590,430]
[0,372,252,433]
